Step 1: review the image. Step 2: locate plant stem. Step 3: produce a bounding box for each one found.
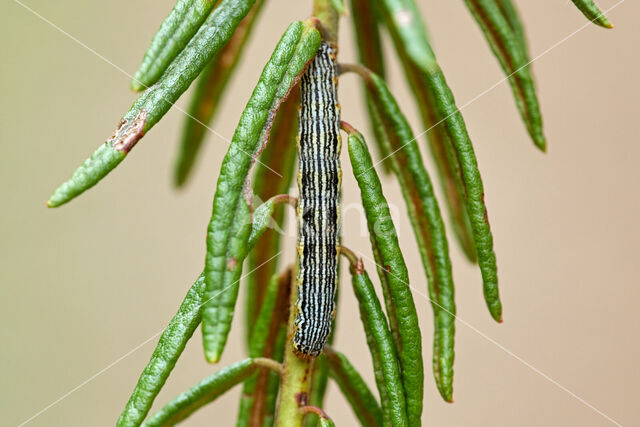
[312,0,340,44]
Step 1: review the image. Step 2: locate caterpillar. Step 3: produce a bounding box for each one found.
[293,41,341,357]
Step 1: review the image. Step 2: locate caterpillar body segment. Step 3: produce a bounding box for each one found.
[293,41,341,357]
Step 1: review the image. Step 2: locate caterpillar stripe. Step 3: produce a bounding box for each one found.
[293,41,341,357]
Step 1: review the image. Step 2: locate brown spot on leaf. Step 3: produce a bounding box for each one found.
[111,110,148,153]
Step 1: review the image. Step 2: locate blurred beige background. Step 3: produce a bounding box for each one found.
[1,0,638,425]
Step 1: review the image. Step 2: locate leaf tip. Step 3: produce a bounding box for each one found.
[173,170,187,189]
[596,15,614,29]
[437,384,454,402]
[531,131,547,152]
[130,76,146,93]
[489,303,503,323]
[46,192,64,208]
[537,140,547,153]
[205,351,220,364]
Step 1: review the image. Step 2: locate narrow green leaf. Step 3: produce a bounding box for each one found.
[324,347,383,427]
[349,262,408,427]
[346,128,426,414]
[319,417,336,427]
[380,0,502,322]
[174,0,266,186]
[204,197,253,363]
[302,410,337,427]
[348,67,456,402]
[464,0,545,149]
[203,21,321,363]
[349,0,391,172]
[392,50,478,262]
[117,274,205,427]
[142,358,258,426]
[47,0,257,208]
[350,0,385,77]
[571,0,613,28]
[246,90,299,342]
[132,0,219,91]
[495,0,528,56]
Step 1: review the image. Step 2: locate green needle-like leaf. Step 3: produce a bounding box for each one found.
[117,274,205,427]
[324,347,383,427]
[496,0,528,56]
[347,67,457,402]
[319,418,335,427]
[391,48,477,263]
[347,258,408,427]
[132,0,219,91]
[204,198,253,363]
[464,0,545,149]
[174,0,266,186]
[345,127,426,415]
[571,0,613,28]
[379,0,502,322]
[202,21,321,363]
[118,199,294,426]
[142,358,259,426]
[47,0,257,208]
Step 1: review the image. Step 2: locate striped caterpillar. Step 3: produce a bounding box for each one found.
[293,41,341,357]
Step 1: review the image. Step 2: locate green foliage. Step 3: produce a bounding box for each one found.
[380,0,502,322]
[47,0,257,207]
[324,347,383,426]
[174,0,266,186]
[571,0,613,28]
[132,0,219,91]
[345,69,458,402]
[117,274,205,427]
[142,358,265,426]
[346,128,425,414]
[464,0,545,149]
[48,0,613,424]
[346,255,408,427]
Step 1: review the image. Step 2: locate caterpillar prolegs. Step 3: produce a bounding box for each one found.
[293,41,341,357]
